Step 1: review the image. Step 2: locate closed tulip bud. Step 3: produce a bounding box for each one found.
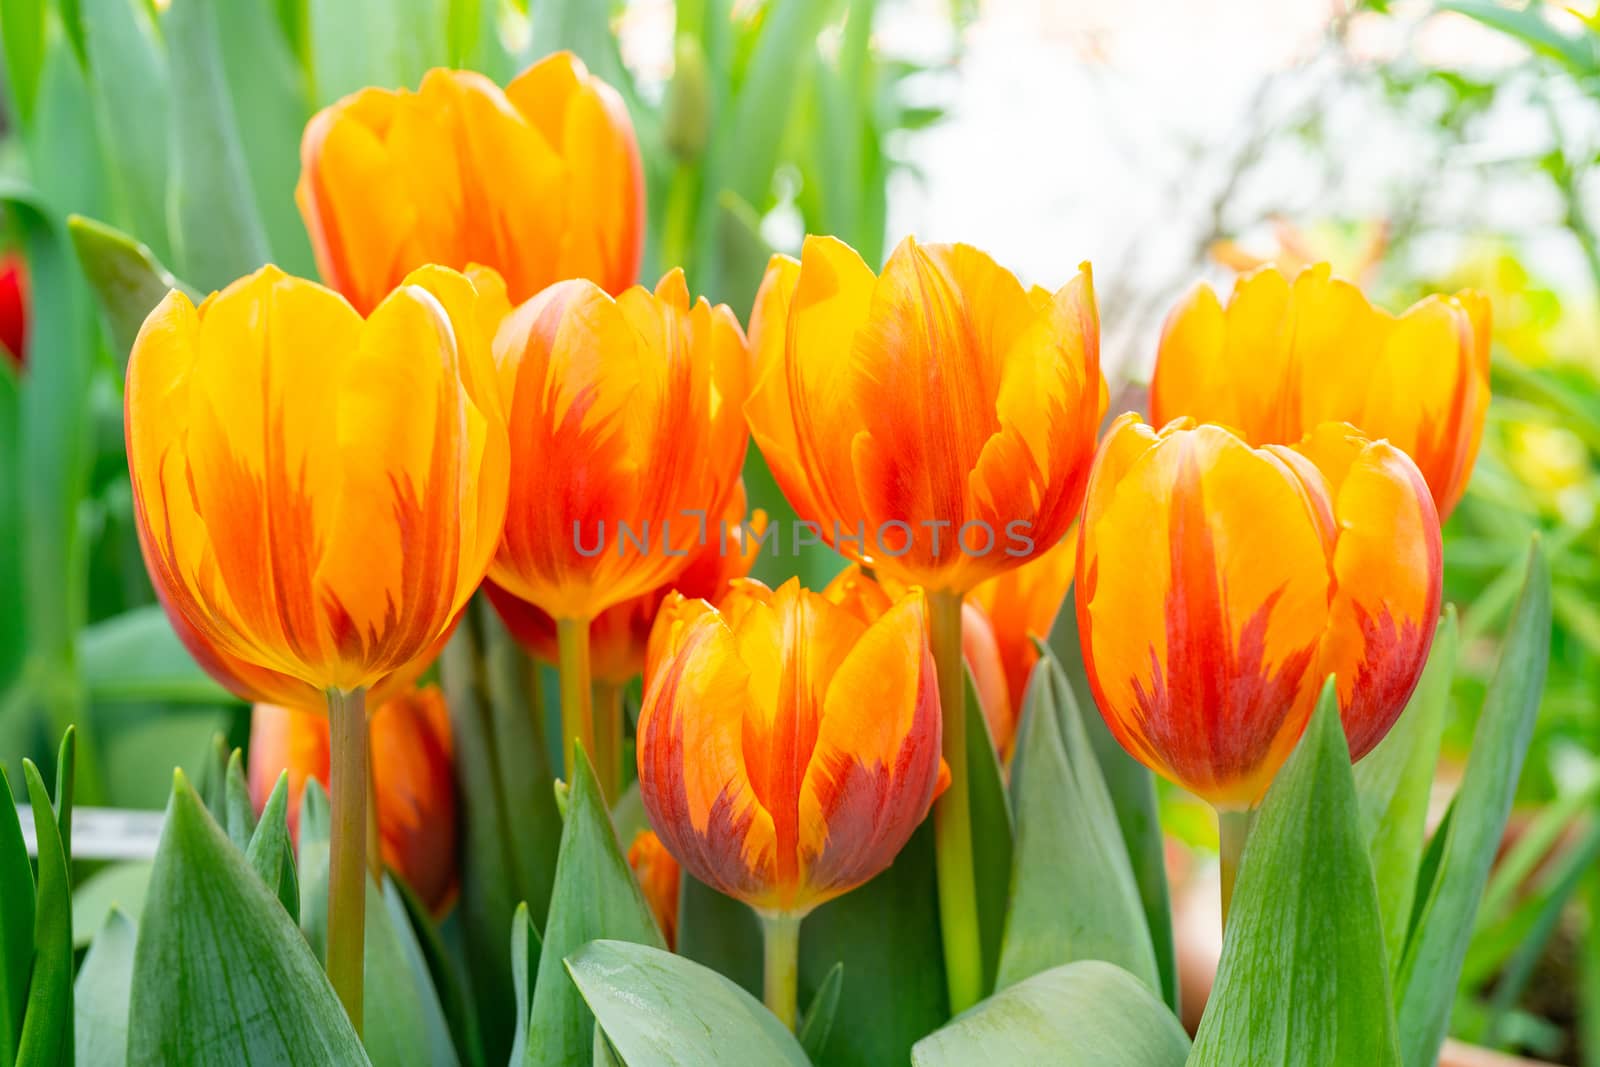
[485,484,765,684]
[248,686,458,914]
[745,236,1106,594]
[298,53,644,313]
[0,251,26,366]
[125,264,508,695]
[627,830,682,950]
[1152,264,1490,518]
[488,269,748,622]
[820,565,1014,759]
[637,578,945,917]
[1076,415,1442,810]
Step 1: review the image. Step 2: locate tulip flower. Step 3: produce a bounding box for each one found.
[627,830,682,950]
[967,532,1078,760]
[248,686,458,914]
[1152,264,1490,518]
[489,268,748,797]
[821,564,1012,759]
[745,235,1104,1010]
[637,578,944,1028]
[0,251,25,366]
[298,53,644,313]
[1076,414,1442,917]
[125,263,508,1031]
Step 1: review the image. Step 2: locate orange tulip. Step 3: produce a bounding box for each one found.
[488,268,748,621]
[967,532,1078,757]
[820,564,1014,758]
[1152,264,1490,519]
[298,53,644,313]
[248,686,458,914]
[745,236,1106,594]
[484,484,765,684]
[637,578,944,917]
[1076,415,1442,810]
[125,264,508,695]
[627,830,682,950]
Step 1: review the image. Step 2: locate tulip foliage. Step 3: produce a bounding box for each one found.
[0,2,1561,1067]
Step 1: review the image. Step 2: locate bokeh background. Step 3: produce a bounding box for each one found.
[1,0,1597,1061]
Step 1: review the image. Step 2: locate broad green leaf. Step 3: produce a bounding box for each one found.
[297,778,331,961]
[524,747,664,1066]
[442,601,561,1064]
[0,358,22,692]
[163,0,272,288]
[996,652,1157,994]
[912,961,1189,1067]
[79,0,172,260]
[16,760,74,1067]
[798,818,947,1067]
[379,879,462,1067]
[101,707,233,810]
[564,940,811,1067]
[392,876,486,1067]
[24,27,110,220]
[0,761,36,1062]
[1441,0,1600,75]
[360,878,440,1067]
[966,669,1013,995]
[1189,684,1400,1067]
[128,771,369,1064]
[70,861,152,950]
[1053,613,1180,1013]
[74,908,136,1067]
[1394,540,1551,1067]
[223,749,256,850]
[308,0,446,105]
[798,961,843,1062]
[677,873,761,996]
[1355,608,1458,970]
[0,0,45,125]
[245,772,299,922]
[66,218,191,369]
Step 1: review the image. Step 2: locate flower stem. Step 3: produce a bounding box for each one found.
[761,913,803,1030]
[928,588,983,1014]
[593,679,624,803]
[556,617,596,783]
[1217,808,1253,931]
[326,686,369,1036]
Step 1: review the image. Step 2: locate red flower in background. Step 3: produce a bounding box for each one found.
[0,252,27,367]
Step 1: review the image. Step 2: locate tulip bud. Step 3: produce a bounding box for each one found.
[627,830,682,949]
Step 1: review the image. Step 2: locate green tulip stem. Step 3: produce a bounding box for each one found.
[929,588,984,1014]
[557,617,596,787]
[594,679,624,803]
[1218,807,1254,931]
[761,913,803,1030]
[326,685,370,1036]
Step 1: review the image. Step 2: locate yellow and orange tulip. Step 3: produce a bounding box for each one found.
[298,53,644,313]
[488,269,748,622]
[1076,415,1442,810]
[126,264,508,696]
[485,485,765,684]
[627,830,682,950]
[1152,264,1490,518]
[248,687,458,913]
[637,578,945,916]
[745,236,1106,594]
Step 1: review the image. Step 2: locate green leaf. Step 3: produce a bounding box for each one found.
[0,0,45,126]
[223,748,256,850]
[997,651,1158,993]
[74,907,136,1067]
[911,961,1189,1067]
[1355,608,1458,971]
[308,0,446,105]
[508,903,540,1067]
[1394,539,1551,1067]
[79,0,172,261]
[378,879,462,1067]
[66,217,191,370]
[677,873,761,996]
[17,760,74,1067]
[70,861,152,950]
[1052,614,1180,1013]
[523,747,664,1066]
[391,875,485,1067]
[361,877,444,1067]
[0,761,36,1062]
[442,601,562,1064]
[564,940,812,1067]
[1440,0,1600,75]
[798,961,842,1062]
[245,772,299,922]
[1188,683,1400,1067]
[966,669,1012,995]
[162,0,272,288]
[52,727,75,870]
[297,778,331,961]
[128,770,370,1064]
[798,818,947,1067]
